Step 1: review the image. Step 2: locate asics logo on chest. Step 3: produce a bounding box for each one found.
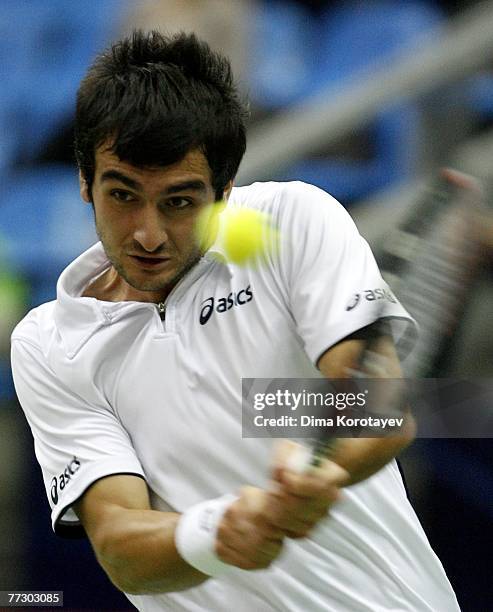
[200,285,253,325]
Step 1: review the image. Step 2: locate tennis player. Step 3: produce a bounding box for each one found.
[11,31,460,611]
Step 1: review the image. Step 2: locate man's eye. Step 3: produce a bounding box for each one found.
[110,190,135,202]
[167,197,192,209]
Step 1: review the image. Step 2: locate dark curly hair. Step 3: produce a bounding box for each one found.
[75,30,249,200]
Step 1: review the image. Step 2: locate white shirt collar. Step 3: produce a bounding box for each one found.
[54,243,133,357]
[54,227,231,358]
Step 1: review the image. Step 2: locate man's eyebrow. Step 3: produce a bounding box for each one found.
[99,172,208,196]
[164,180,208,195]
[100,170,142,191]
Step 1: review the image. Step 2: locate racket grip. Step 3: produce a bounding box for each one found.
[285,445,313,474]
[285,440,338,474]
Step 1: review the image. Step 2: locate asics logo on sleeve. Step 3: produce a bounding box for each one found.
[346,293,361,311]
[346,287,397,311]
[200,285,253,325]
[50,456,81,505]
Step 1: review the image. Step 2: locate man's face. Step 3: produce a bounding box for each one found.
[81,145,226,301]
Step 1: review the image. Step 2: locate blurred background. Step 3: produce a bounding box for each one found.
[0,0,492,610]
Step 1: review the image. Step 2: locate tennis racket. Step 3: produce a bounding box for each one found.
[291,168,485,472]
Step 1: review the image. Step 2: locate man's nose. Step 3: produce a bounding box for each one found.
[133,205,168,252]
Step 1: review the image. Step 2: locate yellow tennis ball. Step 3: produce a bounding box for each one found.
[221,208,278,265]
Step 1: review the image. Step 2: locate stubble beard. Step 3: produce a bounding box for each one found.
[97,228,203,295]
[117,249,202,293]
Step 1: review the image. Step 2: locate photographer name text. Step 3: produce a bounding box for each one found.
[253,414,404,428]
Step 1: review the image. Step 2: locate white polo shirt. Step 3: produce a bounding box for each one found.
[11,181,459,611]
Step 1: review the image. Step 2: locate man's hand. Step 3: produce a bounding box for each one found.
[267,440,350,539]
[215,486,285,570]
[215,441,350,570]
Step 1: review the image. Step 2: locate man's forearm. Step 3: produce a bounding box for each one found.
[328,414,416,485]
[89,508,208,595]
[317,329,415,485]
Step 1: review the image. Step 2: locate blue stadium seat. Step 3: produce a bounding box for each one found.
[285,103,422,203]
[0,0,128,170]
[248,1,317,109]
[465,72,493,119]
[0,165,97,307]
[314,1,443,89]
[268,1,444,203]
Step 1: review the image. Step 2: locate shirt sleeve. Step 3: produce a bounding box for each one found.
[277,182,416,365]
[11,337,146,537]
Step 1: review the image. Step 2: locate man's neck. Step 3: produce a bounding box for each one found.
[81,267,168,304]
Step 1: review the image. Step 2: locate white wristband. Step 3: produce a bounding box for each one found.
[175,494,237,577]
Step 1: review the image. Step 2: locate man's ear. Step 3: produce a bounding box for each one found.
[223,180,234,201]
[79,170,91,203]
[214,180,234,213]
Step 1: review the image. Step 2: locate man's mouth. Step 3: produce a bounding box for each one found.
[129,255,171,268]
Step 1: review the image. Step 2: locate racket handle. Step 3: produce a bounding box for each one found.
[285,440,338,474]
